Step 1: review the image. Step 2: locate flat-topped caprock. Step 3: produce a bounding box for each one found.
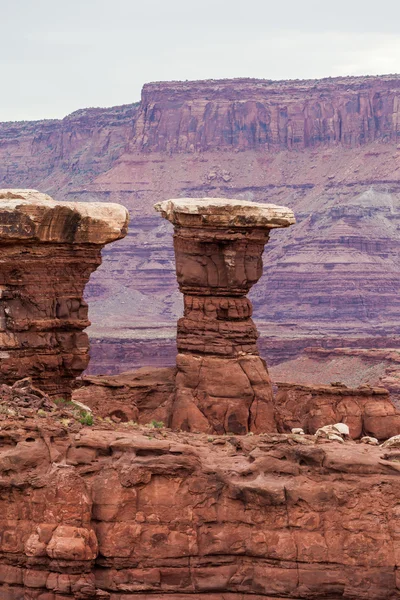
[155,196,295,435]
[0,189,129,398]
[0,189,128,243]
[154,197,295,229]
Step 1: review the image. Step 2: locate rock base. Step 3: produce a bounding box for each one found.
[172,353,275,434]
[1,414,400,599]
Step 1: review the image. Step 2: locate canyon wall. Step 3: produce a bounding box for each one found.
[271,347,400,407]
[2,416,400,599]
[1,76,400,371]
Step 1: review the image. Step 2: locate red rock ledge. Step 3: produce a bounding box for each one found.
[0,412,400,599]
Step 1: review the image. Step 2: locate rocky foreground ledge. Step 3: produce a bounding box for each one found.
[0,189,128,399]
[1,401,400,599]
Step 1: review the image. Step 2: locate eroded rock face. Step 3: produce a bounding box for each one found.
[0,189,128,399]
[155,198,295,434]
[3,76,400,351]
[275,382,400,441]
[1,416,400,599]
[74,367,177,425]
[271,347,400,407]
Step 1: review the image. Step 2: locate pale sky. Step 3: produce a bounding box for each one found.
[2,0,400,121]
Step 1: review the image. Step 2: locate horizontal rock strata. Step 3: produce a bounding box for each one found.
[155,197,295,434]
[2,76,400,344]
[0,189,128,399]
[275,382,400,440]
[271,346,400,407]
[1,417,400,599]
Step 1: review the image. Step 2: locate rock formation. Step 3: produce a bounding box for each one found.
[1,76,400,375]
[74,366,177,425]
[271,347,400,407]
[154,198,295,434]
[74,368,400,442]
[0,189,128,399]
[2,410,400,599]
[275,382,400,441]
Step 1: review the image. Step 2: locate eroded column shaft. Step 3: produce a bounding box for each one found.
[155,197,295,434]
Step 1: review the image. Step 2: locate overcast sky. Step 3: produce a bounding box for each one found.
[2,0,400,121]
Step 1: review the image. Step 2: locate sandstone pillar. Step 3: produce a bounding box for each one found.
[155,198,295,434]
[0,189,128,399]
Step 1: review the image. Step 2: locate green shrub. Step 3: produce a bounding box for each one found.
[54,397,73,407]
[79,411,93,426]
[149,420,164,429]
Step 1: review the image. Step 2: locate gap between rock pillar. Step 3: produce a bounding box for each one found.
[0,189,128,399]
[155,198,295,434]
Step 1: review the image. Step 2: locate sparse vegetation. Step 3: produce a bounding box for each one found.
[149,420,164,429]
[54,397,73,406]
[79,411,93,426]
[54,397,93,426]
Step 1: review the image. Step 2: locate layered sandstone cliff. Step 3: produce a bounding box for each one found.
[0,189,128,398]
[135,76,400,152]
[2,411,400,600]
[1,76,400,372]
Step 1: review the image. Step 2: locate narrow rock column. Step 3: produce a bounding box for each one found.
[155,198,295,434]
[0,189,128,399]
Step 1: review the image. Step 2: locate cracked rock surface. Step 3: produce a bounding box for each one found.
[1,412,400,599]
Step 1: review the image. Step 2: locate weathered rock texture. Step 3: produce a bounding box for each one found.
[155,198,295,434]
[275,382,400,441]
[0,189,128,398]
[2,414,400,599]
[74,368,400,442]
[2,76,400,371]
[75,367,177,425]
[271,347,400,407]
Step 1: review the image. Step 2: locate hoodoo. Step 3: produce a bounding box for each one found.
[0,189,128,399]
[155,197,295,433]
